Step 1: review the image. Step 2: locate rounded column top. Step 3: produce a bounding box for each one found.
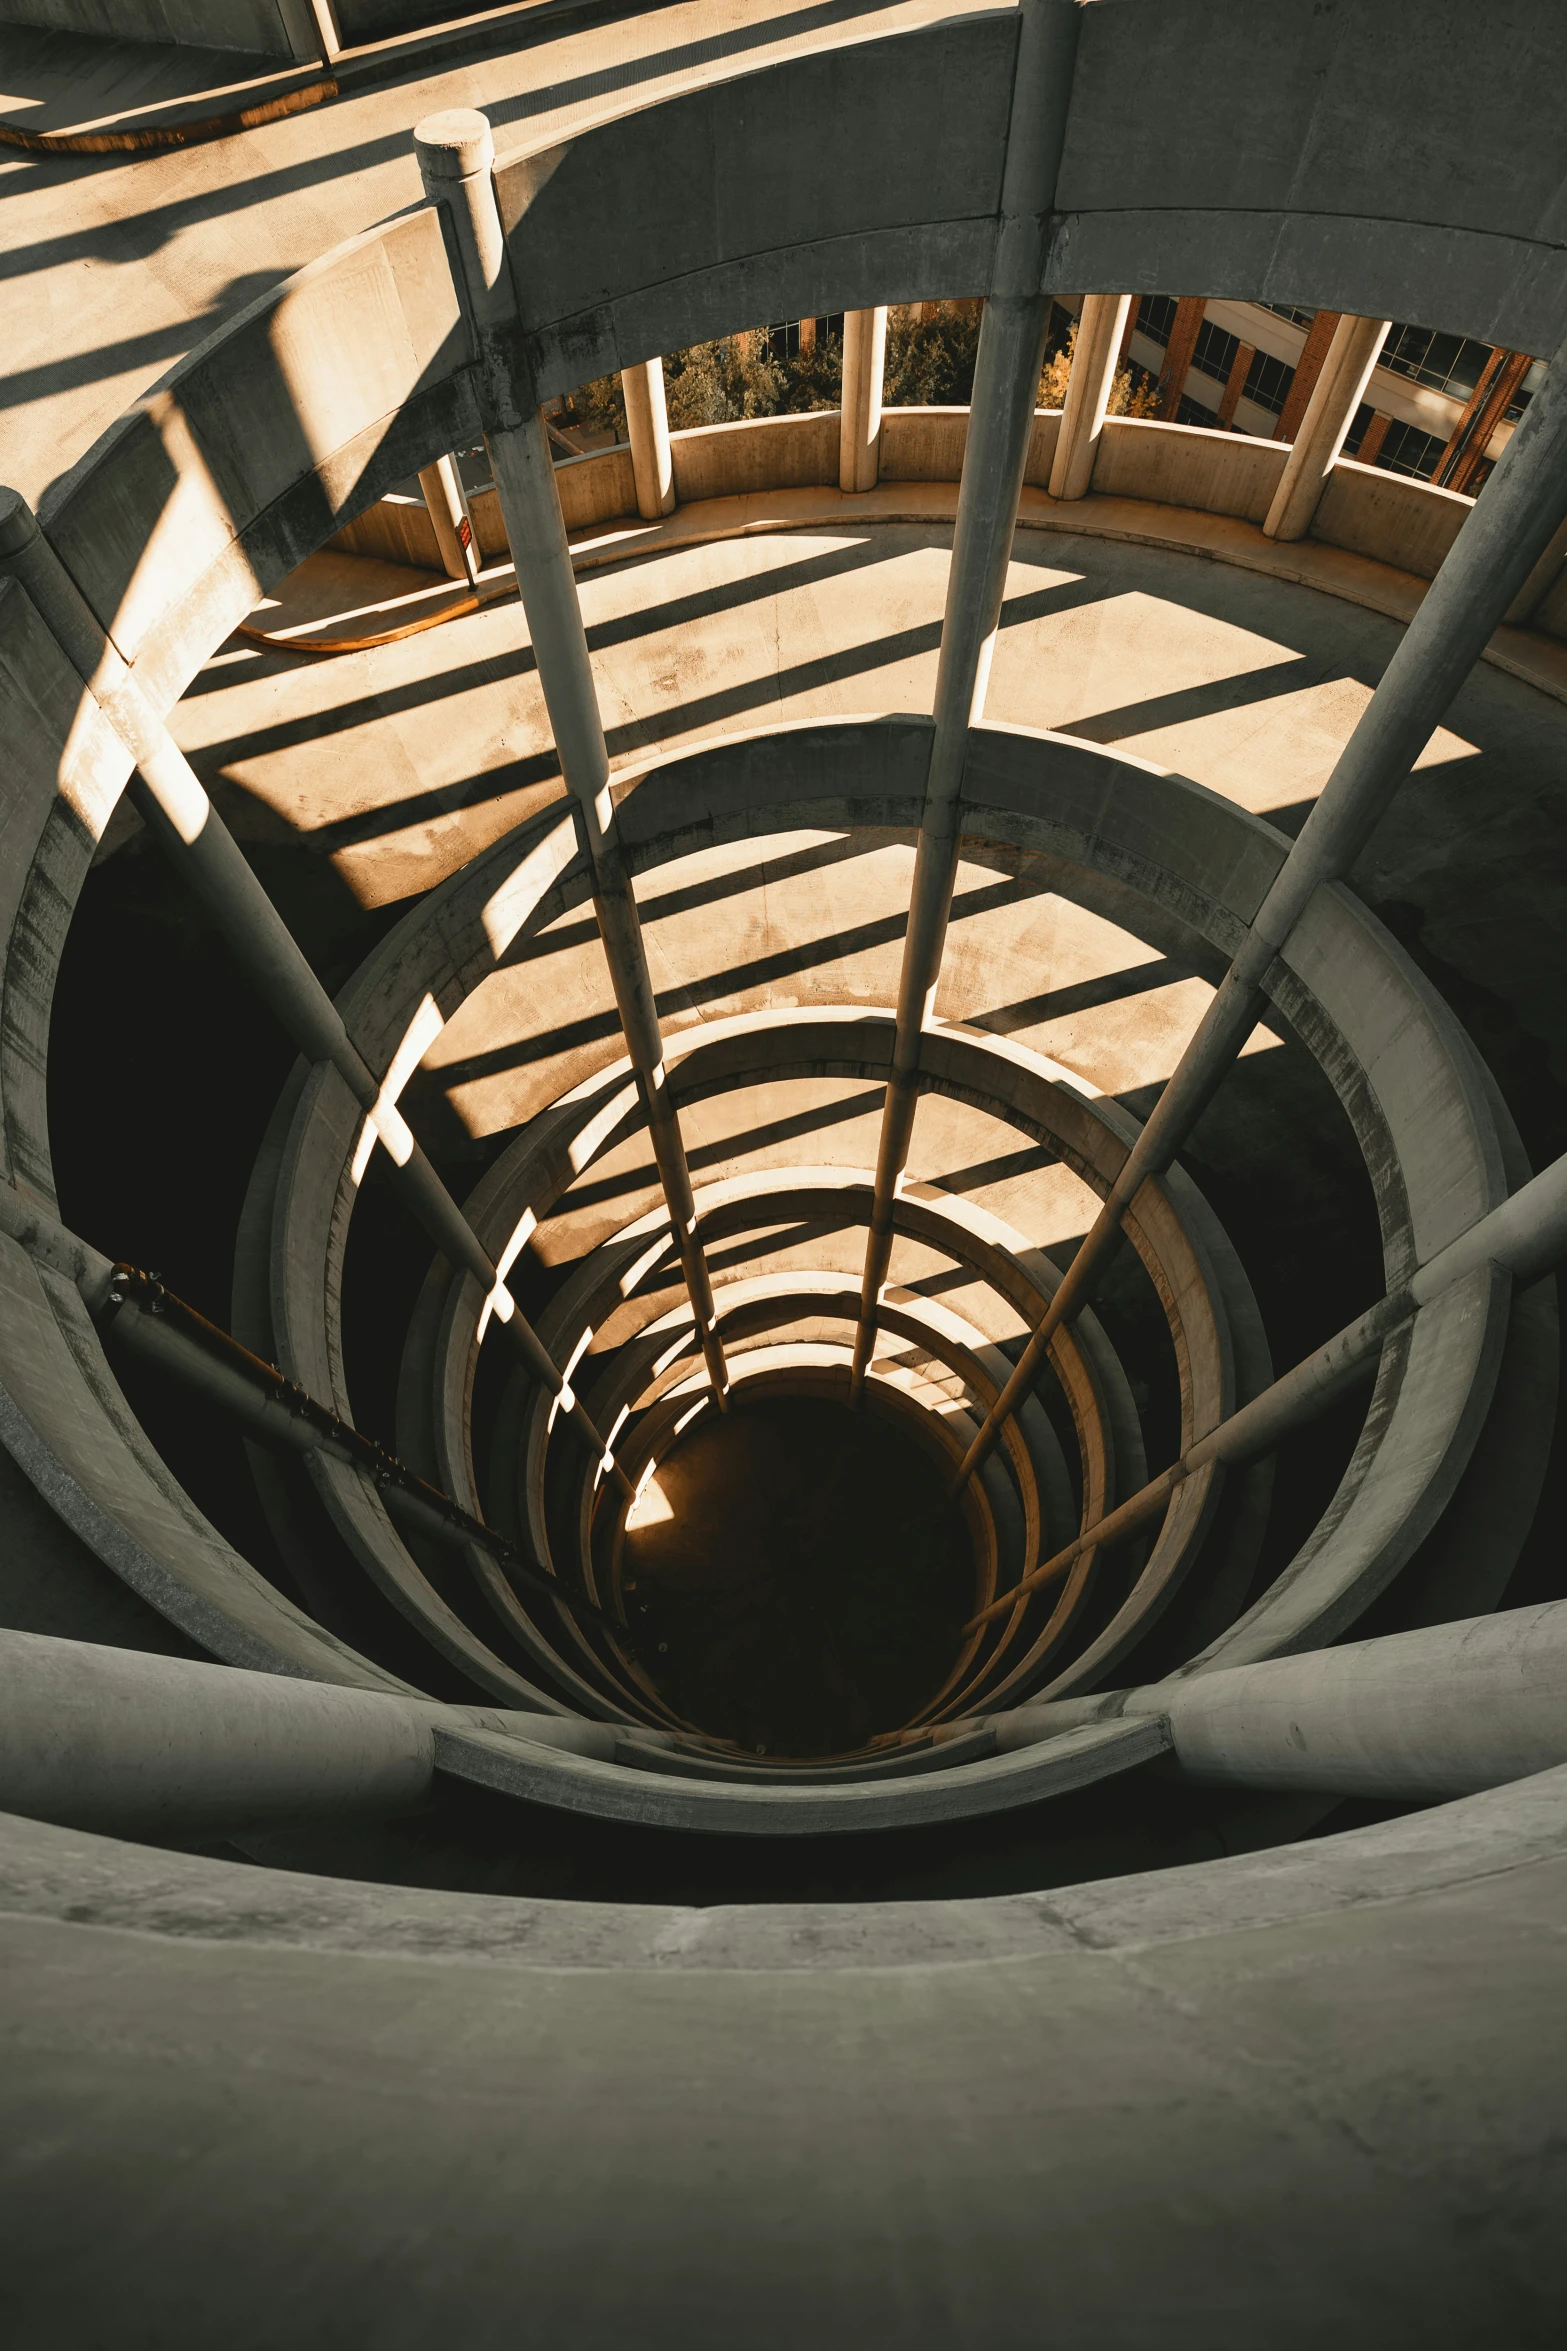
[0,487,40,560]
[413,109,495,181]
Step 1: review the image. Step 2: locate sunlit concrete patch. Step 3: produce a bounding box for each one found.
[173,520,1495,916]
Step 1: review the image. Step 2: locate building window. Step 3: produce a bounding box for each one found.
[1243,349,1296,416]
[1261,303,1315,329]
[1174,393,1216,429]
[1379,325,1493,403]
[1376,418,1448,479]
[1342,404,1376,458]
[763,317,843,360]
[1134,294,1180,347]
[1190,317,1240,386]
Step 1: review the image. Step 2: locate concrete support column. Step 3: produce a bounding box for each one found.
[954,320,1567,1489]
[1264,314,1391,542]
[415,110,728,1408]
[1048,292,1130,501]
[848,0,1081,1398]
[417,454,479,584]
[622,357,675,521]
[1157,1602,1567,1799]
[0,489,629,1493]
[839,306,887,493]
[1506,507,1567,625]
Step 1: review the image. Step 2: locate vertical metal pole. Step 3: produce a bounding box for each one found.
[414,110,729,1407]
[954,322,1567,1489]
[848,0,1082,1400]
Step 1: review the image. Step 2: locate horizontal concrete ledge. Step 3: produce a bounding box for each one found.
[1154,1599,1567,1800]
[2,1759,1564,1972]
[434,1716,1170,1836]
[0,1629,612,1837]
[313,466,1567,707]
[557,481,1567,711]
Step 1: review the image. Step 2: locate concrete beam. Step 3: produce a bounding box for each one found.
[1157,1602,1567,1799]
[1264,314,1390,542]
[1048,292,1130,501]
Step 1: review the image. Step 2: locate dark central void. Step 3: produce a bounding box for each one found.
[620,1394,977,1758]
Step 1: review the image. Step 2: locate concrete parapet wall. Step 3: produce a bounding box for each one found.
[329,492,445,571]
[323,415,1535,642]
[1310,456,1472,580]
[671,413,837,502]
[1091,415,1288,523]
[553,443,638,532]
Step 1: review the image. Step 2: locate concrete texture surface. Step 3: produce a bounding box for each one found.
[2,1771,1566,2347]
[0,0,980,504]
[4,6,1567,2337]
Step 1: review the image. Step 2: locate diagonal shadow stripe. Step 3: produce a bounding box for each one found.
[1050,654,1342,745]
[503,831,887,966]
[972,957,1190,1034]
[260,575,1107,856]
[431,876,1033,1083]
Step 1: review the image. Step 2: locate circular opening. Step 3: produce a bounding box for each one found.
[619,1393,978,1757]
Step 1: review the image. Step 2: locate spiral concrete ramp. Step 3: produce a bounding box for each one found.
[3,3,1567,2342]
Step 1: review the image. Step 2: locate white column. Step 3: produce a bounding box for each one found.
[1263,313,1391,542]
[839,307,887,493]
[417,455,479,584]
[1047,292,1131,501]
[848,0,1082,1396]
[622,358,675,521]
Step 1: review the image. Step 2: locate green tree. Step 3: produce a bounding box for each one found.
[882,300,984,407]
[555,309,1158,443]
[1037,319,1159,417]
